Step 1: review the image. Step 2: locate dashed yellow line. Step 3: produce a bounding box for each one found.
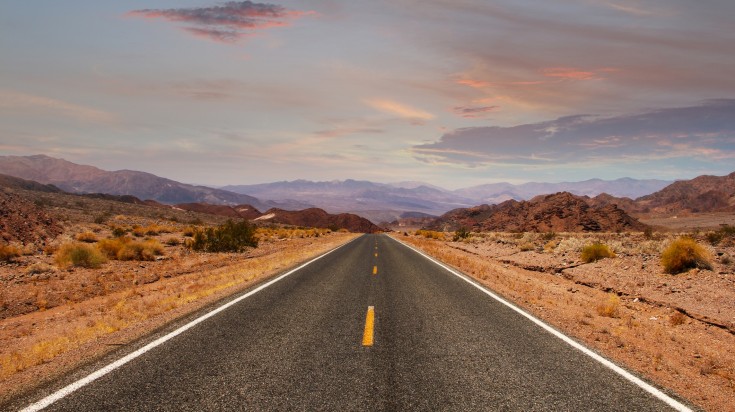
[362,306,375,346]
[373,265,378,275]
[374,253,378,257]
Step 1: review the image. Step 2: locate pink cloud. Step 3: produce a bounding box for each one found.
[128,1,313,43]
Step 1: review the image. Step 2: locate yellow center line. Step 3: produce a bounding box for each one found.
[362,306,375,346]
[372,265,378,275]
[374,253,378,257]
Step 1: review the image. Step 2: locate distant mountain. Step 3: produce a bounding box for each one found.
[428,192,647,233]
[0,155,303,211]
[222,179,476,220]
[453,178,672,204]
[634,172,735,214]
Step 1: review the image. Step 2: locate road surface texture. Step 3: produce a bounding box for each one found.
[19,234,690,411]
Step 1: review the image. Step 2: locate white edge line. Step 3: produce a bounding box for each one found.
[20,235,361,412]
[389,236,692,412]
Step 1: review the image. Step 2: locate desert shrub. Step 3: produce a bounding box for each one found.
[111,226,127,237]
[453,227,471,241]
[97,237,129,258]
[131,226,145,237]
[0,244,21,262]
[189,220,258,253]
[596,294,620,318]
[75,232,98,243]
[55,242,107,268]
[26,263,56,275]
[415,230,445,240]
[165,237,180,246]
[519,242,535,252]
[669,311,687,326]
[117,239,164,261]
[661,237,712,274]
[580,243,616,263]
[542,232,556,241]
[182,227,196,237]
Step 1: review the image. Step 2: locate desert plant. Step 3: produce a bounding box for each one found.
[189,220,258,253]
[117,240,164,261]
[596,293,620,318]
[165,237,180,246]
[25,263,56,275]
[661,237,712,274]
[55,242,107,268]
[75,232,98,243]
[519,242,535,252]
[580,243,616,263]
[453,227,471,241]
[542,232,556,241]
[0,244,21,263]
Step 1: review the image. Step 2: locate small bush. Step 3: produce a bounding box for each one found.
[117,240,164,261]
[75,232,98,243]
[0,244,21,262]
[669,311,687,326]
[453,227,471,241]
[109,225,127,237]
[98,237,163,261]
[580,243,616,263]
[26,263,56,275]
[519,242,535,252]
[542,232,556,241]
[55,242,107,268]
[165,237,180,246]
[596,294,620,318]
[661,237,712,274]
[189,220,258,253]
[182,227,196,237]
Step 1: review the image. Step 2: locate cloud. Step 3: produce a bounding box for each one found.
[453,105,498,118]
[128,1,313,43]
[314,127,384,139]
[412,99,735,166]
[365,99,434,123]
[0,90,116,123]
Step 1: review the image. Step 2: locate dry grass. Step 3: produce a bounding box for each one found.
[580,243,616,263]
[75,232,98,243]
[54,243,107,269]
[661,237,713,274]
[0,244,21,263]
[97,238,164,261]
[596,294,620,318]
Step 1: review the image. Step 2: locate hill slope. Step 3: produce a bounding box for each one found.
[634,172,735,214]
[428,192,647,232]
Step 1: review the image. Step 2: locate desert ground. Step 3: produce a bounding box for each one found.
[394,227,735,412]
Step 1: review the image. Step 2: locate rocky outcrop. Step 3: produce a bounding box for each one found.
[0,190,62,245]
[428,192,647,233]
[256,208,382,233]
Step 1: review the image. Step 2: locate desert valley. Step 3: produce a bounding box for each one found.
[0,154,733,410]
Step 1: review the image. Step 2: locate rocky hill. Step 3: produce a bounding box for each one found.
[0,189,62,245]
[634,172,735,214]
[428,192,647,233]
[255,208,382,233]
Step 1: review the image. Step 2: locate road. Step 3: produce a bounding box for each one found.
[20,234,688,411]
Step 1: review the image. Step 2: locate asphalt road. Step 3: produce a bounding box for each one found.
[21,234,688,411]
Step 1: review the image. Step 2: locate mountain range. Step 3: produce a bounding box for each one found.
[2,155,732,225]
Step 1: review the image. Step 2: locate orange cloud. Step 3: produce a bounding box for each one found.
[541,67,618,80]
[456,78,491,89]
[0,90,116,123]
[365,99,434,122]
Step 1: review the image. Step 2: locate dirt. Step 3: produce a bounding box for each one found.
[396,231,735,412]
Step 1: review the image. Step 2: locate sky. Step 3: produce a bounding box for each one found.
[1,0,735,189]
